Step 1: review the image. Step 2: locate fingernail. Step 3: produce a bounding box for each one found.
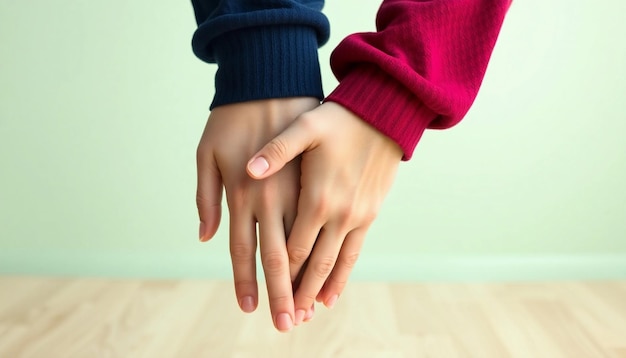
[295,309,306,325]
[276,313,293,332]
[248,157,269,177]
[199,222,206,241]
[326,294,339,309]
[304,305,315,322]
[241,296,255,313]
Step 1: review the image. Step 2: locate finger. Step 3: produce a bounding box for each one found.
[196,148,223,242]
[304,303,315,323]
[280,173,315,289]
[246,116,316,179]
[292,258,309,293]
[287,220,322,283]
[258,215,295,332]
[228,209,258,314]
[318,227,367,308]
[293,261,312,326]
[293,227,344,317]
[294,302,315,325]
[287,190,326,282]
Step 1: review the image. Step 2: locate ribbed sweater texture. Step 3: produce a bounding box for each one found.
[191,0,511,160]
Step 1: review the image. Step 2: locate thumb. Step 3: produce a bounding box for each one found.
[196,148,223,242]
[246,118,315,179]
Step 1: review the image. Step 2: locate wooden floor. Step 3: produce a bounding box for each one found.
[0,277,625,358]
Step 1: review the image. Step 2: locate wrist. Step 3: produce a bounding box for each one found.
[319,101,403,161]
[326,65,436,160]
[210,97,320,139]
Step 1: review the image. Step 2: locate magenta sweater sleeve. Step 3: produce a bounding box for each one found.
[325,0,512,160]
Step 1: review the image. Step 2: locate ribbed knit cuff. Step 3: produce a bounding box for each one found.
[325,65,437,161]
[210,26,324,109]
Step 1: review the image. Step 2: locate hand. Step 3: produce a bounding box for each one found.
[196,97,319,332]
[246,102,403,325]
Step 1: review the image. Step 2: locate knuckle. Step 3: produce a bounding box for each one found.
[234,279,257,293]
[313,257,336,279]
[337,206,355,227]
[262,251,288,275]
[341,252,360,269]
[265,137,290,161]
[297,113,321,134]
[196,190,218,212]
[333,201,359,232]
[287,246,310,265]
[312,195,330,219]
[230,243,255,264]
[269,294,292,309]
[227,186,250,209]
[362,206,379,223]
[328,275,348,287]
[296,291,317,304]
[195,192,205,208]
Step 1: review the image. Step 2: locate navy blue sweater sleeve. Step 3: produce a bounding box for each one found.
[191,0,330,109]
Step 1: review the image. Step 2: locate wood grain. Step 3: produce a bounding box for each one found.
[0,277,624,357]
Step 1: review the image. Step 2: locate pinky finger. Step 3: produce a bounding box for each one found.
[318,227,367,308]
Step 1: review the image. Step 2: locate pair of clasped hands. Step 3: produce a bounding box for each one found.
[196,97,402,332]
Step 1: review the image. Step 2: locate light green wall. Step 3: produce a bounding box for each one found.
[1,0,625,280]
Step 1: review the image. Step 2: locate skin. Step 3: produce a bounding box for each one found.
[247,101,403,325]
[196,98,402,331]
[196,97,319,332]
